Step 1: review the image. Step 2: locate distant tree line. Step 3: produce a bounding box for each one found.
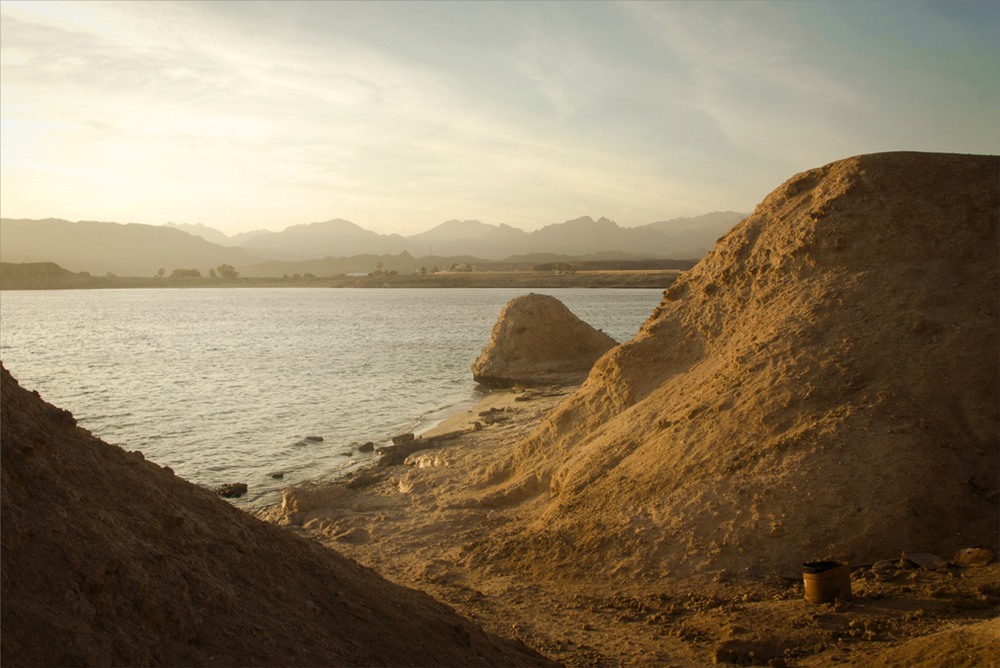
[160,264,240,280]
[368,262,398,277]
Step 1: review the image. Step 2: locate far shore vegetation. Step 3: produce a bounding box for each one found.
[1,260,690,290]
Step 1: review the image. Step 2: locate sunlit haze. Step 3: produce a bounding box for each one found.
[1,0,997,235]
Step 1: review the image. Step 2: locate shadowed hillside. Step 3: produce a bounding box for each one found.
[0,364,554,667]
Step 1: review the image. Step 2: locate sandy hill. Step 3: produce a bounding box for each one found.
[0,364,553,667]
[471,151,999,583]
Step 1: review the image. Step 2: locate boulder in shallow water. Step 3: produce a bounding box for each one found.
[392,433,415,446]
[215,482,248,498]
[472,293,617,387]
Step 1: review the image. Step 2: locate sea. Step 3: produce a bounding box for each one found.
[0,287,663,508]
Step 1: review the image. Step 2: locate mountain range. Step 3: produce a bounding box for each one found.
[1,212,745,278]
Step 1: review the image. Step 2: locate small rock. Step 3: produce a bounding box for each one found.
[871,560,897,581]
[304,435,324,442]
[953,546,995,567]
[358,441,375,453]
[269,472,285,479]
[392,433,415,446]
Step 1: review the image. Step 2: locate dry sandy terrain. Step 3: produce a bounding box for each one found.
[265,388,998,667]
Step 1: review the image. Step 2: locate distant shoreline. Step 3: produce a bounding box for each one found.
[0,263,683,290]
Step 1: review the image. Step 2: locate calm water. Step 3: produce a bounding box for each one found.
[0,287,662,507]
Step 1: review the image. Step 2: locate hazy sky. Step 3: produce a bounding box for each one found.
[2,1,998,235]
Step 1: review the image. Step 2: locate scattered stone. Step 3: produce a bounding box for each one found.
[215,483,248,498]
[304,435,324,442]
[479,408,512,425]
[953,547,994,568]
[392,433,415,446]
[268,472,285,479]
[902,551,948,570]
[358,441,375,453]
[871,561,898,582]
[333,527,369,544]
[712,639,789,666]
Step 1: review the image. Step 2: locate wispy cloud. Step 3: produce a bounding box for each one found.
[1,1,997,233]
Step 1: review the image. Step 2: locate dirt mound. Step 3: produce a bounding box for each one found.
[0,364,553,667]
[471,151,999,582]
[472,293,617,387]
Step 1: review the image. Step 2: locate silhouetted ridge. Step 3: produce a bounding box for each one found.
[0,363,553,667]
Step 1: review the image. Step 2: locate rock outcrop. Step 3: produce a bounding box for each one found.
[0,364,553,667]
[472,293,617,387]
[469,151,1000,582]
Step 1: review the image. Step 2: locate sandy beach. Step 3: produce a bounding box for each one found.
[261,386,999,667]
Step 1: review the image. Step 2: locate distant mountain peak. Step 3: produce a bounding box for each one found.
[2,210,747,272]
[162,221,232,246]
[287,218,364,233]
[541,216,620,232]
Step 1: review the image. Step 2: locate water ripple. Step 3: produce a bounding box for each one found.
[1,287,661,507]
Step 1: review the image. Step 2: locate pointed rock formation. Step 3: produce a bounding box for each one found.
[472,293,617,387]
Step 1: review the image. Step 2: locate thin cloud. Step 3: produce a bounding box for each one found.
[1,1,997,234]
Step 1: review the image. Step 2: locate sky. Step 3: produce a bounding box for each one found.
[1,1,998,236]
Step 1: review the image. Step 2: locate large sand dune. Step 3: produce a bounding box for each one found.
[477,151,998,581]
